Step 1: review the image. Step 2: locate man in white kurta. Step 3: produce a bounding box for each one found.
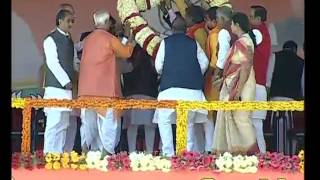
[153,16,209,157]
[43,10,77,153]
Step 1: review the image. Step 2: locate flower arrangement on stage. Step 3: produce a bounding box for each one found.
[107,152,131,171]
[45,151,87,170]
[85,151,108,171]
[11,150,304,174]
[11,151,45,170]
[171,150,215,171]
[298,150,304,173]
[256,151,301,173]
[129,152,171,172]
[215,152,258,173]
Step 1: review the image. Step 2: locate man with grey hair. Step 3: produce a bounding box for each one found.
[78,10,134,154]
[211,5,235,86]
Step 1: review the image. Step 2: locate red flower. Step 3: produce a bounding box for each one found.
[35,150,44,157]
[196,165,205,171]
[291,155,300,162]
[258,162,264,168]
[12,162,20,169]
[270,161,281,169]
[25,164,34,171]
[203,156,212,167]
[285,162,292,170]
[266,151,272,157]
[193,152,201,158]
[123,164,131,171]
[36,163,45,169]
[122,158,130,167]
[181,150,188,157]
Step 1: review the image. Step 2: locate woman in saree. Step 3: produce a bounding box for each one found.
[212,12,258,155]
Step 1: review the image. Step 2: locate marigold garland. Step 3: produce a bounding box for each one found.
[11,98,25,108]
[12,98,303,154]
[21,104,32,155]
[176,107,188,154]
[26,151,303,174]
[298,150,304,173]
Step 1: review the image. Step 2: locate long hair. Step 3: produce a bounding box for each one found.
[232,12,257,47]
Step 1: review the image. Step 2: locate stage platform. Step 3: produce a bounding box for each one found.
[12,169,303,180]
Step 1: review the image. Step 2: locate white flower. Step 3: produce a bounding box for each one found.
[96,160,108,172]
[223,168,232,173]
[86,151,102,169]
[223,152,233,159]
[224,159,233,169]
[140,166,148,172]
[148,165,156,171]
[247,166,258,173]
[161,168,170,173]
[132,166,140,172]
[130,160,140,168]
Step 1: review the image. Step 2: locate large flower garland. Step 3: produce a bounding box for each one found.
[11,98,303,154]
[117,0,163,59]
[116,0,233,59]
[12,151,304,174]
[205,0,232,8]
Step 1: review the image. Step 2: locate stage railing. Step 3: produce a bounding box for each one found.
[11,98,304,155]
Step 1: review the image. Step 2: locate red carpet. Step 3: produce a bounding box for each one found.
[12,169,303,180]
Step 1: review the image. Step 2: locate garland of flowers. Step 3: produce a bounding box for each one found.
[215,152,259,173]
[11,150,45,170]
[256,151,301,173]
[117,0,162,58]
[298,150,304,173]
[11,98,25,108]
[107,152,131,171]
[129,152,171,172]
[45,151,87,170]
[11,98,304,110]
[176,107,187,154]
[205,0,232,8]
[13,151,303,173]
[21,105,32,155]
[11,98,303,154]
[171,151,215,171]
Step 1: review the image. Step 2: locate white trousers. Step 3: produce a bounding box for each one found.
[80,109,120,154]
[158,112,210,157]
[191,120,214,152]
[252,84,267,153]
[127,125,155,153]
[63,115,78,152]
[252,118,266,153]
[44,110,70,153]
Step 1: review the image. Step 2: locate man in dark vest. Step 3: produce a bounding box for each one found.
[268,40,304,100]
[267,40,304,154]
[153,16,209,157]
[42,9,76,153]
[122,44,159,154]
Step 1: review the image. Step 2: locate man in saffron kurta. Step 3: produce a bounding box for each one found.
[78,10,133,154]
[204,7,220,102]
[184,5,215,153]
[185,5,208,52]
